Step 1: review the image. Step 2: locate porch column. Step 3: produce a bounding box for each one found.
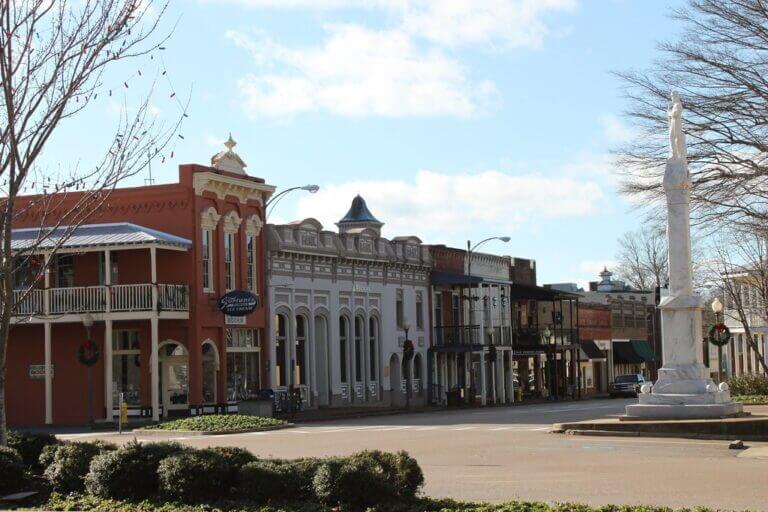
[490,357,496,404]
[479,350,487,405]
[104,249,111,312]
[150,247,158,311]
[43,253,50,315]
[497,353,505,404]
[44,322,52,424]
[150,317,159,421]
[104,319,113,421]
[507,352,515,403]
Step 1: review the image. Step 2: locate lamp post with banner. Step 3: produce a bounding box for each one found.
[709,298,729,383]
[79,312,99,425]
[403,320,414,409]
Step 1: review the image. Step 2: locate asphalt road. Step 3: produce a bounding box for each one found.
[62,399,768,510]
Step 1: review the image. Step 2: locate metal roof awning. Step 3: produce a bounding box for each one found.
[612,339,655,364]
[579,339,607,361]
[11,222,192,252]
[508,283,580,301]
[431,271,483,286]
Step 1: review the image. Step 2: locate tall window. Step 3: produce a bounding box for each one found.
[451,294,460,325]
[112,330,141,406]
[369,317,378,381]
[226,329,260,400]
[434,293,442,327]
[247,234,257,293]
[202,343,217,403]
[296,316,307,385]
[339,316,348,383]
[275,315,287,387]
[224,232,235,291]
[416,292,424,329]
[98,252,119,285]
[354,316,364,382]
[202,229,213,291]
[56,254,74,288]
[396,289,404,328]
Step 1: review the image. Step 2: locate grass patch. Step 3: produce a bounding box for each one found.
[42,493,736,512]
[733,395,768,405]
[143,415,286,432]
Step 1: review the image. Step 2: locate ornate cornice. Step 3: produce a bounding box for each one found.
[200,206,221,230]
[245,214,263,236]
[193,171,275,205]
[222,210,242,233]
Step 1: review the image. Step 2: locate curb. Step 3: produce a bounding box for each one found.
[134,423,295,436]
[561,428,768,442]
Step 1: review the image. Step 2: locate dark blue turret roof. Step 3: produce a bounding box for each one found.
[338,195,382,225]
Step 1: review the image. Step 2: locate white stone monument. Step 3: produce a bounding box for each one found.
[625,92,743,419]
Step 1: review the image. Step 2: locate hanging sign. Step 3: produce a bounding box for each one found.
[218,290,258,316]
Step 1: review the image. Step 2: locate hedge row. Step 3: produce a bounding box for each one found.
[45,493,742,512]
[1,433,424,510]
[727,374,768,396]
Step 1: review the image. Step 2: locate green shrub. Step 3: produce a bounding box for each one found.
[0,446,26,494]
[7,431,60,468]
[39,442,60,469]
[277,457,325,500]
[237,460,288,503]
[313,451,424,509]
[157,450,232,503]
[85,440,188,500]
[143,414,285,432]
[727,374,768,395]
[44,441,117,492]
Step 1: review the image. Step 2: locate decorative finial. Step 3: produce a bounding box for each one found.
[224,133,236,152]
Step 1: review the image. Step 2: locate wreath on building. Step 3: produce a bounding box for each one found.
[708,323,731,347]
[403,339,415,361]
[78,339,100,366]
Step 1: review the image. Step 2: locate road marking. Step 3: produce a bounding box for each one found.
[452,426,476,431]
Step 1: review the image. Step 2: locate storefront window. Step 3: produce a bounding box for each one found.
[226,329,260,400]
[202,343,217,403]
[113,330,141,406]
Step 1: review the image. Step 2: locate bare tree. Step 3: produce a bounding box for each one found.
[614,225,668,290]
[705,229,768,375]
[615,0,768,232]
[0,1,185,445]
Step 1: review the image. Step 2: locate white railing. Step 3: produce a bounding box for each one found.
[401,379,407,393]
[13,289,44,316]
[11,283,189,316]
[353,382,364,399]
[111,284,153,312]
[412,379,421,393]
[368,382,378,399]
[50,286,106,314]
[340,383,349,400]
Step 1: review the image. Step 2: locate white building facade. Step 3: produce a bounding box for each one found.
[266,196,432,410]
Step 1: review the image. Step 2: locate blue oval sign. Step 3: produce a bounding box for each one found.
[218,290,258,316]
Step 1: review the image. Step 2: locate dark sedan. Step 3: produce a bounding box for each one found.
[609,374,650,398]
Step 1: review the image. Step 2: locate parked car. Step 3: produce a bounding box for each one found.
[608,374,650,398]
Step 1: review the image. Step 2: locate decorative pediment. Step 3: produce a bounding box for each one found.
[246,214,264,236]
[222,210,242,233]
[193,171,275,205]
[200,207,220,230]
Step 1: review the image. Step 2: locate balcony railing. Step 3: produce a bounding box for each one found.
[12,283,189,316]
[512,327,579,349]
[433,325,513,348]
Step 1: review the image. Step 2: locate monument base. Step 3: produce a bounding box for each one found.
[625,402,744,419]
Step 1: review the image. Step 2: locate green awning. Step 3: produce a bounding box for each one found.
[613,341,644,364]
[631,339,657,362]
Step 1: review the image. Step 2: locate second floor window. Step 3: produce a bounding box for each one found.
[56,254,74,288]
[247,234,256,293]
[396,289,404,328]
[416,292,424,329]
[224,232,235,291]
[202,229,213,291]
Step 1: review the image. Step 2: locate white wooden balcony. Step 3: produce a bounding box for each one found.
[12,283,189,322]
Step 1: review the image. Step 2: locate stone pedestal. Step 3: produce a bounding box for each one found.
[625,294,743,419]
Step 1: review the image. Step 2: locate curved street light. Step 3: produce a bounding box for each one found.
[266,184,320,218]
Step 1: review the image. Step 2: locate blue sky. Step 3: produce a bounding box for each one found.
[40,0,686,287]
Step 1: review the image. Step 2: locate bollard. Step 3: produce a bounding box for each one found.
[119,393,128,434]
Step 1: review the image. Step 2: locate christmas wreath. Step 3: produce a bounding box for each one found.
[78,339,100,366]
[708,323,731,347]
[403,339,415,361]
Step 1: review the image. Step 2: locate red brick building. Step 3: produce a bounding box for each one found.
[7,139,274,426]
[577,303,611,395]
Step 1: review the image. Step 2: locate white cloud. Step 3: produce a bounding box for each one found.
[228,26,497,118]
[291,169,603,239]
[600,113,636,145]
[579,259,616,276]
[213,0,577,50]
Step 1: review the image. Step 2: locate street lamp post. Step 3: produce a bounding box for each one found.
[712,298,724,383]
[403,320,413,409]
[542,327,552,399]
[465,236,510,405]
[266,184,320,217]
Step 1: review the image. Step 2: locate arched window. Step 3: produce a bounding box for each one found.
[275,314,288,387]
[226,329,260,401]
[354,315,364,383]
[296,316,307,385]
[368,317,378,381]
[339,316,349,383]
[202,343,217,403]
